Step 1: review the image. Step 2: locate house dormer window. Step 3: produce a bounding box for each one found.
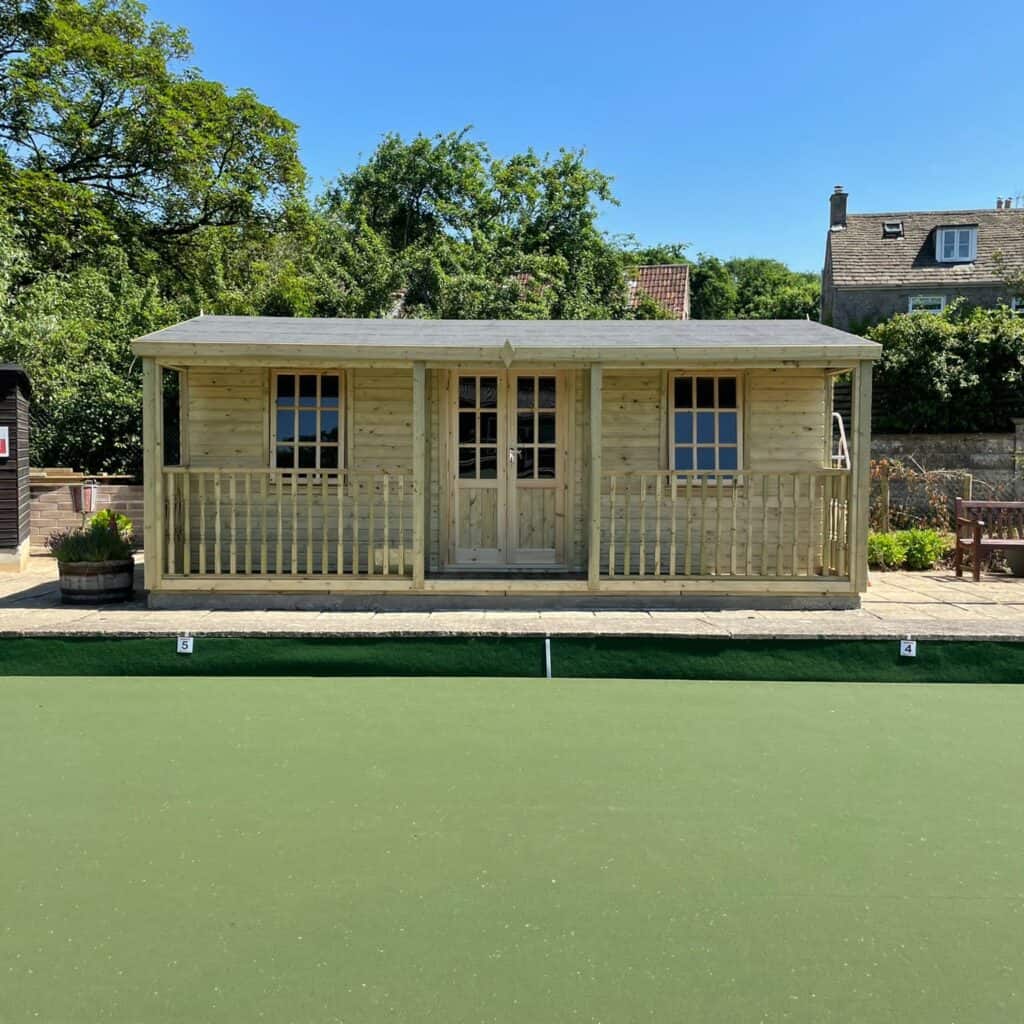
[882,220,903,239]
[935,226,977,262]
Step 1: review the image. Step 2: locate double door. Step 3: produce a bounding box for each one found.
[449,371,566,567]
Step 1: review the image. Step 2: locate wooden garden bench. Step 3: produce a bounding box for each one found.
[954,498,1024,581]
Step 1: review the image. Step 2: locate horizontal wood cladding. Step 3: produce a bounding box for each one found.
[0,378,31,548]
[187,366,266,467]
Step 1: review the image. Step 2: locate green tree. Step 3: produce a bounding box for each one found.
[867,302,1024,432]
[0,0,305,268]
[689,254,737,318]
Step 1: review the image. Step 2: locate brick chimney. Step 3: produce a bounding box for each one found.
[830,185,848,229]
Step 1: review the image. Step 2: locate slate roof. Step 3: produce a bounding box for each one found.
[627,264,690,317]
[134,315,879,359]
[828,208,1024,287]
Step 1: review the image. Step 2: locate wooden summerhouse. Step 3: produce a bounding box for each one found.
[133,317,880,605]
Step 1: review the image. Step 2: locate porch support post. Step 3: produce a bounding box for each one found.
[587,365,603,590]
[142,357,164,591]
[848,359,873,594]
[412,361,427,589]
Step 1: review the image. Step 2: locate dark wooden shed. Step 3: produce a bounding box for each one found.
[0,365,32,572]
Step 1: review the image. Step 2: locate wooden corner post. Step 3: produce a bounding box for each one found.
[848,359,873,594]
[142,357,164,591]
[587,365,603,590]
[412,362,427,589]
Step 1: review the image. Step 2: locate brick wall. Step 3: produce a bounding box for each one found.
[30,475,144,553]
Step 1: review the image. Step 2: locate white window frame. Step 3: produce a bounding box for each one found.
[668,372,743,481]
[908,294,947,314]
[1011,297,1024,316]
[935,226,977,263]
[270,370,346,470]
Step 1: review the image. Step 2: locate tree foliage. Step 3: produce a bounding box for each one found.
[867,302,1024,432]
[688,254,819,320]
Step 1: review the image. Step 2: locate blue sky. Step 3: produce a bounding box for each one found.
[147,0,1024,272]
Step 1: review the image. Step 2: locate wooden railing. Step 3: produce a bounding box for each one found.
[161,468,413,577]
[601,469,850,579]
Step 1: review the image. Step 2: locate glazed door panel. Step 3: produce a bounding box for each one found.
[448,371,565,567]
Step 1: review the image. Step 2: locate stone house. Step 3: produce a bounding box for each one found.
[820,187,1024,332]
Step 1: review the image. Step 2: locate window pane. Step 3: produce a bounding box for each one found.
[674,376,692,409]
[718,377,737,408]
[458,412,477,444]
[298,446,317,468]
[459,377,476,408]
[320,446,339,469]
[538,412,556,444]
[517,377,534,409]
[517,412,535,445]
[479,411,498,444]
[675,448,693,471]
[958,230,970,258]
[299,375,318,406]
[697,412,716,443]
[719,446,738,470]
[942,233,955,259]
[674,412,693,444]
[696,377,715,408]
[479,447,497,479]
[458,447,476,478]
[538,377,556,409]
[719,412,738,445]
[275,445,294,468]
[537,448,556,478]
[276,374,295,405]
[298,410,317,443]
[321,410,339,443]
[517,448,534,479]
[321,374,340,407]
[479,377,498,409]
[697,447,715,470]
[276,410,295,443]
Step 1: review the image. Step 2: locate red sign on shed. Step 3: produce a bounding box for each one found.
[0,426,9,459]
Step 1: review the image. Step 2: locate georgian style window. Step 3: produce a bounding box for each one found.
[671,374,741,476]
[908,294,946,314]
[935,226,977,263]
[272,371,343,469]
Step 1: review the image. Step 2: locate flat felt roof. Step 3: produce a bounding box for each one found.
[133,316,880,364]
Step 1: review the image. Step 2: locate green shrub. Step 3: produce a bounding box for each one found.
[47,517,133,563]
[89,508,133,541]
[902,528,950,571]
[868,528,950,570]
[868,532,909,569]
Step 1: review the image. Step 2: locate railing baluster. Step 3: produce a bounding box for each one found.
[699,475,709,575]
[166,472,176,576]
[337,471,345,574]
[245,474,253,576]
[398,476,406,577]
[654,475,663,576]
[608,476,617,578]
[744,472,753,577]
[351,477,360,575]
[198,472,207,575]
[623,477,632,577]
[260,473,268,575]
[213,471,222,575]
[275,472,283,574]
[685,474,694,575]
[760,475,769,577]
[306,473,314,574]
[368,478,377,576]
[182,472,191,576]
[638,476,647,577]
[290,471,298,575]
[714,477,723,576]
[321,472,329,576]
[669,474,677,576]
[229,473,237,576]
[791,475,799,578]
[729,475,738,576]
[382,475,391,576]
[805,473,815,577]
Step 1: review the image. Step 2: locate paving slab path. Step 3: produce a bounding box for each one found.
[0,557,1021,641]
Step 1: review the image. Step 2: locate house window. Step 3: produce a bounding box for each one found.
[272,372,343,469]
[1011,297,1024,316]
[908,295,946,314]
[935,226,977,262]
[671,374,740,477]
[882,220,904,239]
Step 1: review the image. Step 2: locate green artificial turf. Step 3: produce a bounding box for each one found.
[3,634,1024,682]
[2,676,1023,1023]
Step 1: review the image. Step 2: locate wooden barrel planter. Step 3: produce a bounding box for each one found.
[57,559,135,605]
